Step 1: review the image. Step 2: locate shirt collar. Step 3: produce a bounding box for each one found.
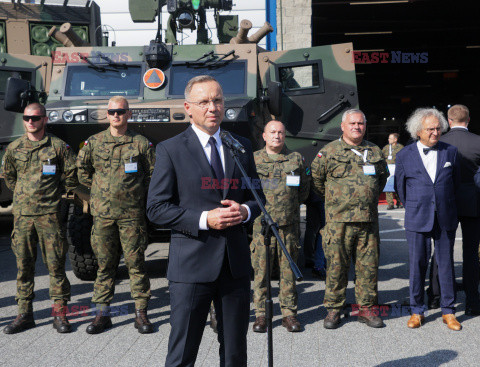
[191,123,222,148]
[450,126,468,131]
[417,140,436,150]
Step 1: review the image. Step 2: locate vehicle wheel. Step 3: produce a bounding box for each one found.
[67,204,98,281]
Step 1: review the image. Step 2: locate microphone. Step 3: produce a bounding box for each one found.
[219,130,246,154]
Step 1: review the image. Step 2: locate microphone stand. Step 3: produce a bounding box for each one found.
[222,139,303,367]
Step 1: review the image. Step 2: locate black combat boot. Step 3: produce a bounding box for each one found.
[53,314,72,333]
[3,313,35,334]
[86,312,112,334]
[134,309,154,334]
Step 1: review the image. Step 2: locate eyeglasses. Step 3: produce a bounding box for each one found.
[186,98,224,109]
[424,127,442,133]
[23,115,45,122]
[107,109,128,116]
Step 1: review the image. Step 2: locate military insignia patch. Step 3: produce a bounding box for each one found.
[66,144,71,149]
[84,141,88,146]
[317,152,323,158]
[149,142,153,147]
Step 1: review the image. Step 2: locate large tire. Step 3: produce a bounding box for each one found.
[67,204,98,281]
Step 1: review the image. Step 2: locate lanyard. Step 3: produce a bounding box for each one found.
[389,144,392,155]
[351,148,368,163]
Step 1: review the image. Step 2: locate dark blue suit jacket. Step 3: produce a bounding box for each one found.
[146,126,264,283]
[394,141,460,232]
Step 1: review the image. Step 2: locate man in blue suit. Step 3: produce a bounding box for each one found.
[147,75,264,366]
[395,108,461,330]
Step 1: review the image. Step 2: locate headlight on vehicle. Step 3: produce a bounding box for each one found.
[63,110,74,122]
[48,110,59,122]
[225,108,236,120]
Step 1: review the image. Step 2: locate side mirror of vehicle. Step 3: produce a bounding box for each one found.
[4,77,37,113]
[266,81,282,117]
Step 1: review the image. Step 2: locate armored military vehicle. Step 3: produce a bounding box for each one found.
[0,0,102,207]
[4,0,359,280]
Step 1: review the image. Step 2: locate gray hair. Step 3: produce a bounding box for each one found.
[406,108,448,139]
[342,108,367,123]
[184,75,221,100]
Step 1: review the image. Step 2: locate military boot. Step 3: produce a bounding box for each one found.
[323,309,341,329]
[86,312,112,334]
[3,313,35,334]
[134,309,154,334]
[53,314,72,333]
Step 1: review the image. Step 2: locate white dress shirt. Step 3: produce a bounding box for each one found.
[416,140,437,183]
[190,124,251,230]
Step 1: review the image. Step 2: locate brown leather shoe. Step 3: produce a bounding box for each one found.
[324,309,341,329]
[253,316,267,333]
[3,313,35,334]
[86,314,112,334]
[442,314,462,331]
[134,309,154,334]
[407,314,425,328]
[282,315,302,332]
[53,314,72,333]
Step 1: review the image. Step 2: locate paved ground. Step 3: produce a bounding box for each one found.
[0,205,478,367]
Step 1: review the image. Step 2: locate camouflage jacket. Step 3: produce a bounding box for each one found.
[311,137,388,223]
[1,133,77,216]
[382,143,404,164]
[76,129,155,219]
[253,147,310,227]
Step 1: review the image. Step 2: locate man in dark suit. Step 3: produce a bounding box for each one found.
[395,107,462,330]
[427,104,480,315]
[146,75,264,367]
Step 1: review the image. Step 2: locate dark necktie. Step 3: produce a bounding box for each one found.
[423,145,438,155]
[209,136,224,182]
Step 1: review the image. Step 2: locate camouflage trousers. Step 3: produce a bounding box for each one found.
[91,216,151,310]
[322,222,379,310]
[386,192,401,207]
[251,223,300,317]
[11,213,71,314]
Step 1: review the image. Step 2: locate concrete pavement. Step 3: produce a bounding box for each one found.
[0,206,478,366]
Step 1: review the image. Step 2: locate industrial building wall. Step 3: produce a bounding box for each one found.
[96,0,267,48]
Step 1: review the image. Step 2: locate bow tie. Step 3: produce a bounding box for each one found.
[423,145,438,155]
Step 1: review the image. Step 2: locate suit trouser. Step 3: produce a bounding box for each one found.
[428,216,480,307]
[165,254,250,367]
[407,215,456,315]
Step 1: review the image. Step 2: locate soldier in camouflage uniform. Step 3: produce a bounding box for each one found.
[311,109,389,329]
[382,133,404,209]
[1,103,77,334]
[251,120,310,333]
[77,96,155,334]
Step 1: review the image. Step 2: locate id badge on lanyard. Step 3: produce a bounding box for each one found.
[42,159,56,175]
[286,171,300,187]
[351,148,376,175]
[387,144,392,160]
[125,156,138,173]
